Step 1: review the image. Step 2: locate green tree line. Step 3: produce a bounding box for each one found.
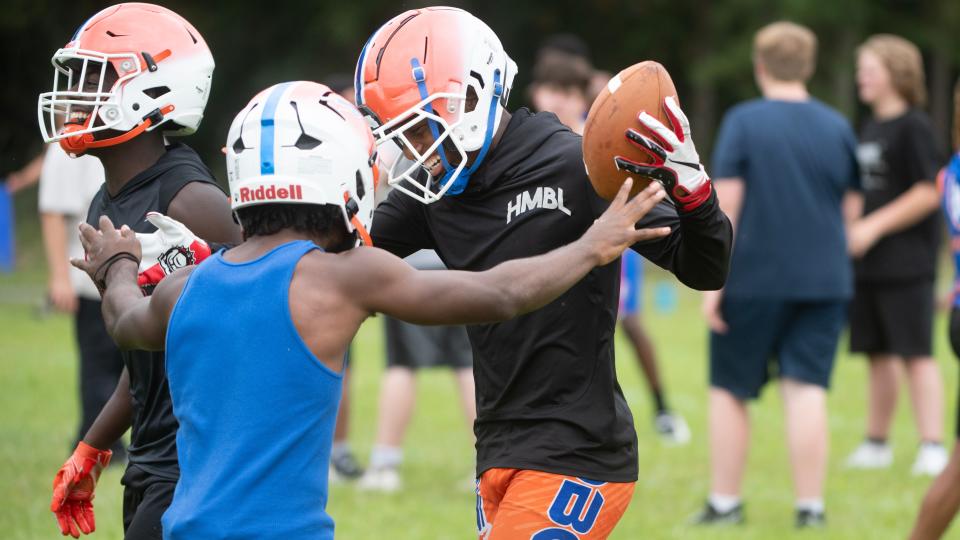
[3,0,958,182]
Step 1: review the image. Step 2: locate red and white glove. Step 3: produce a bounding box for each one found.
[615,96,713,212]
[137,212,211,293]
[51,442,112,538]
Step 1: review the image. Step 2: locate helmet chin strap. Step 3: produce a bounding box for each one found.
[59,104,175,156]
[343,192,373,247]
[409,58,502,197]
[351,215,372,247]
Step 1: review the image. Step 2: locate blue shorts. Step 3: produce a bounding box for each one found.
[710,299,846,399]
[618,250,644,318]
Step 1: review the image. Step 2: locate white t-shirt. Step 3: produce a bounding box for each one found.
[38,145,106,299]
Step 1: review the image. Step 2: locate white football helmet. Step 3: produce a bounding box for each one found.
[355,6,517,204]
[37,3,214,156]
[226,81,377,246]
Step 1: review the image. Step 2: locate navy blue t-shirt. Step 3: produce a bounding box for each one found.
[711,98,860,299]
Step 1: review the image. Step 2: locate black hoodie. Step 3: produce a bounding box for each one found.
[372,109,731,482]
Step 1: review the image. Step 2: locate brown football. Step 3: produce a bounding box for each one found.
[582,61,678,201]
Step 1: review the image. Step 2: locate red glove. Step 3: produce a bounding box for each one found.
[614,96,713,212]
[51,442,112,538]
[136,212,211,293]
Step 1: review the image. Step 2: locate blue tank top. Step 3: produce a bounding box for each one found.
[161,240,342,539]
[941,153,960,307]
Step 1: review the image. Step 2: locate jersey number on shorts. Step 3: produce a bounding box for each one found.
[531,478,606,539]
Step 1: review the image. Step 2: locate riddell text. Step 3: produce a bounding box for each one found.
[238,184,304,203]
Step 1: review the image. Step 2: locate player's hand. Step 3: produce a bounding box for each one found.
[49,275,78,313]
[847,219,879,259]
[584,179,671,266]
[701,289,727,334]
[51,442,112,538]
[71,216,142,294]
[136,212,211,293]
[614,96,712,212]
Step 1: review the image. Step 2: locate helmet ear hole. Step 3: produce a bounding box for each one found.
[144,86,171,99]
[464,87,479,114]
[355,170,366,200]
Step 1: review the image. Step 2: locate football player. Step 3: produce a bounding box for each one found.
[39,4,240,538]
[527,45,691,446]
[355,7,731,538]
[72,80,667,539]
[133,7,732,537]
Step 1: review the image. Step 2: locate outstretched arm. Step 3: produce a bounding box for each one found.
[72,216,189,351]
[350,180,670,325]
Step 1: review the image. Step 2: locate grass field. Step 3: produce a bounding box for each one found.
[2,242,958,539]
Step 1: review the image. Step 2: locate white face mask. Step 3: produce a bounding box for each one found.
[38,48,140,144]
[365,90,471,205]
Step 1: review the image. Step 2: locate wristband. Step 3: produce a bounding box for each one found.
[93,252,141,294]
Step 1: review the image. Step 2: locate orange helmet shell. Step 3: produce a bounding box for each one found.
[357,8,467,127]
[65,3,208,84]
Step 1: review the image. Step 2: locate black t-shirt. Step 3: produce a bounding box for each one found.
[856,109,944,282]
[86,143,220,481]
[371,109,731,482]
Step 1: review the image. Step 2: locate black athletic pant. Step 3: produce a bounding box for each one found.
[121,465,176,539]
[75,297,126,459]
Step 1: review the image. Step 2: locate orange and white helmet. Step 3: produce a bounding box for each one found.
[226,81,377,247]
[37,3,214,156]
[355,6,517,204]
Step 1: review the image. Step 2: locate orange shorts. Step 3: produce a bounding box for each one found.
[476,468,635,540]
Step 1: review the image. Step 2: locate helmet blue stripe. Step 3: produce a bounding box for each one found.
[70,12,99,42]
[259,82,294,175]
[355,22,389,106]
[410,58,453,175]
[354,32,376,106]
[407,59,504,198]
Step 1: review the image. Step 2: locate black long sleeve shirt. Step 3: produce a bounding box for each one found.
[371,109,731,481]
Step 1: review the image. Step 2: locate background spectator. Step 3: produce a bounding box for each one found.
[696,22,861,528]
[845,34,947,477]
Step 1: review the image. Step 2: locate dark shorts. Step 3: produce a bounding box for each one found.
[849,280,934,357]
[710,299,846,399]
[385,317,472,369]
[121,465,176,540]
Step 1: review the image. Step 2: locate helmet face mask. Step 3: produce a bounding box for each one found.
[369,90,470,204]
[38,49,138,143]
